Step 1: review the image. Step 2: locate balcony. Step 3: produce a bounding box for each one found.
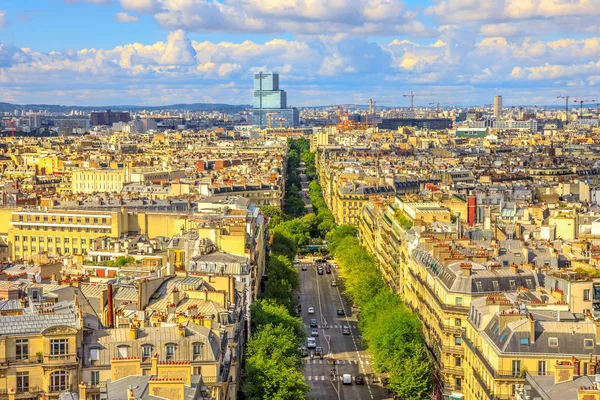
[0,387,43,400]
[441,345,464,355]
[441,365,464,376]
[462,333,525,381]
[44,353,78,364]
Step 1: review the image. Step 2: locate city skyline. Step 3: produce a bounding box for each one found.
[2,1,600,107]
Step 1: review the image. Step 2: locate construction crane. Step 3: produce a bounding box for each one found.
[557,95,570,116]
[429,102,446,114]
[367,99,390,114]
[573,98,596,117]
[403,91,418,113]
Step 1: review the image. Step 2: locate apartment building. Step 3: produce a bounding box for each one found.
[0,301,83,398]
[71,168,127,194]
[8,208,129,260]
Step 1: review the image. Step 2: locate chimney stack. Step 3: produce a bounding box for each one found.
[107,283,114,328]
[460,263,472,276]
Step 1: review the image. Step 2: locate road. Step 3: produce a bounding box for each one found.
[298,260,394,400]
[299,161,312,213]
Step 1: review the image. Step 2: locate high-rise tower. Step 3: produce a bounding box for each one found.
[494,95,503,117]
[252,72,299,128]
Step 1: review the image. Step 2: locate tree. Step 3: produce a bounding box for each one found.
[251,299,304,340]
[270,231,296,261]
[262,205,287,230]
[326,224,358,252]
[274,219,311,248]
[243,324,309,400]
[300,213,319,238]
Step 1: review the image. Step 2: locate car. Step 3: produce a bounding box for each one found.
[317,267,324,275]
[315,259,326,264]
[308,307,315,314]
[309,319,318,328]
[342,325,351,335]
[298,346,308,357]
[331,280,337,287]
[337,308,345,316]
[355,375,365,385]
[311,328,319,337]
[293,259,300,264]
[302,264,308,271]
[326,264,332,273]
[307,338,316,349]
[342,374,352,385]
[315,347,323,356]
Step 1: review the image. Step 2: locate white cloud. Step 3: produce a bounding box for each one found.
[119,0,156,13]
[117,0,435,37]
[115,12,139,23]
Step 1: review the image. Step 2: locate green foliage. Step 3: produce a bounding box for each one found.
[300,213,318,238]
[325,224,358,253]
[262,206,288,231]
[395,210,414,230]
[270,231,297,261]
[334,241,434,398]
[250,299,304,341]
[301,151,316,180]
[273,219,311,248]
[99,256,134,267]
[243,324,309,400]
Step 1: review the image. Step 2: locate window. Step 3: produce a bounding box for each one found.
[50,339,68,356]
[142,345,153,358]
[91,371,99,386]
[512,360,521,376]
[584,289,591,301]
[165,344,176,358]
[90,348,99,362]
[585,339,594,348]
[16,339,29,360]
[49,370,69,392]
[499,333,507,342]
[455,297,463,306]
[455,318,462,327]
[538,360,547,376]
[549,337,559,347]
[193,343,203,359]
[454,336,462,345]
[117,346,129,358]
[455,378,462,391]
[519,338,529,345]
[16,372,29,393]
[455,356,461,367]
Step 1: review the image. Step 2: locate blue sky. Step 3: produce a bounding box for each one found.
[1,0,600,107]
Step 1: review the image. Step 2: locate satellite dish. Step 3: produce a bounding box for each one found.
[35,273,42,283]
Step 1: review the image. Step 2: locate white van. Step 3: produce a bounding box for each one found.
[307,337,316,349]
[342,374,352,385]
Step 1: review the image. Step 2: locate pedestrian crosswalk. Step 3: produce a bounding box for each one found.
[306,375,327,381]
[305,359,369,365]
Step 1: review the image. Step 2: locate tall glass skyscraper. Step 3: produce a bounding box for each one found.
[252,72,299,128]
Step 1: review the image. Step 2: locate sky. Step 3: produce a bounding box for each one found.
[1,0,600,107]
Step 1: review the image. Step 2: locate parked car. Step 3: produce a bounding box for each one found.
[342,374,352,385]
[307,338,316,349]
[309,319,318,327]
[337,308,345,316]
[355,375,365,385]
[293,259,300,264]
[311,328,319,337]
[342,325,351,335]
[331,280,337,287]
[308,307,315,314]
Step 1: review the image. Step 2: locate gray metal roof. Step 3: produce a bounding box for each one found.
[0,302,79,335]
